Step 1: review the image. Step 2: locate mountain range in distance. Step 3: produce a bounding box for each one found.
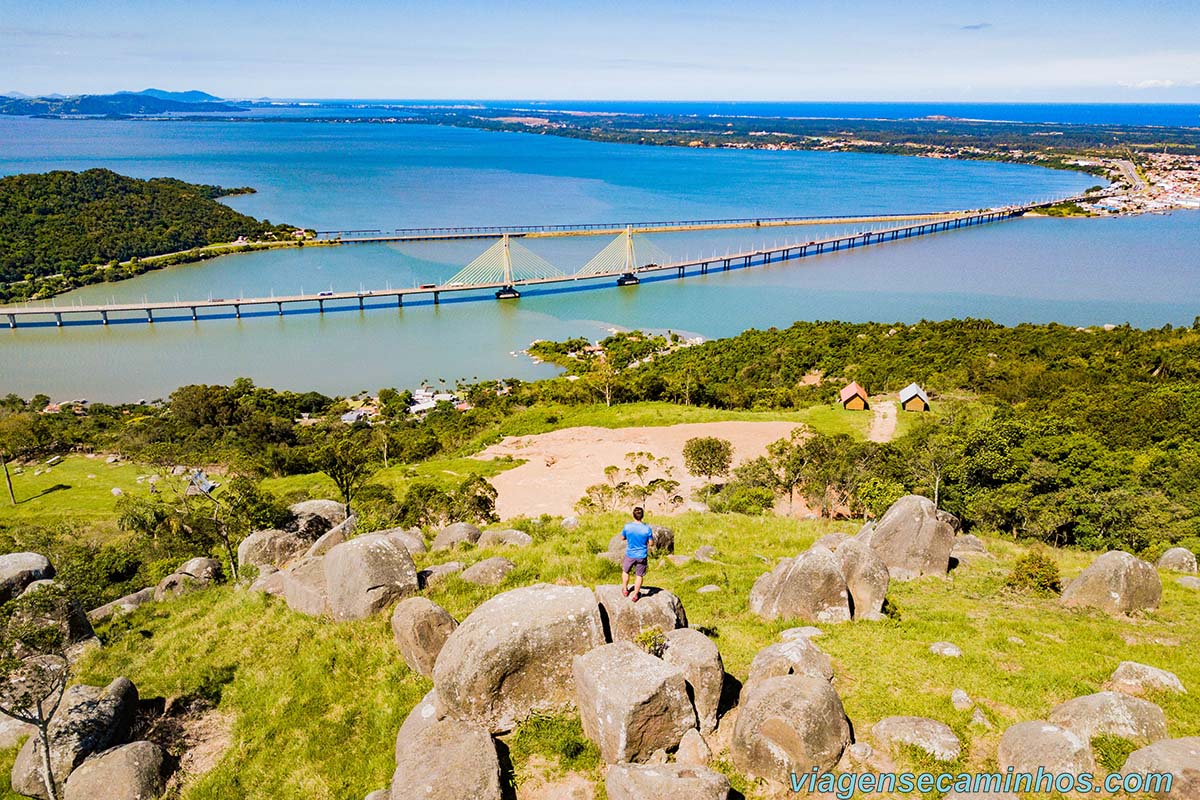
[0,88,242,116]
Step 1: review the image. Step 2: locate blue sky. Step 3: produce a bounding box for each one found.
[3,0,1199,101]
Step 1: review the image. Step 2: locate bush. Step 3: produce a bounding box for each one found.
[1004,550,1063,595]
[633,626,667,657]
[708,485,775,515]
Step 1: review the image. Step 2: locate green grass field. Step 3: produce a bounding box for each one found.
[2,511,1194,799]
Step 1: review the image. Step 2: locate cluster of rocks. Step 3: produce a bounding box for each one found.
[9,677,168,800]
[0,552,99,658]
[379,582,737,799]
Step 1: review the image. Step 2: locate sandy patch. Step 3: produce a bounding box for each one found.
[868,399,898,443]
[476,421,803,519]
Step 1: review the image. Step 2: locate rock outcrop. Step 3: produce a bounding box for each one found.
[573,642,696,763]
[1106,662,1186,697]
[835,538,889,619]
[237,529,306,570]
[390,717,501,800]
[595,585,687,642]
[432,584,606,732]
[323,533,419,621]
[996,721,1095,775]
[661,628,724,734]
[62,740,166,800]
[460,557,516,586]
[303,515,357,559]
[431,522,482,551]
[868,495,955,580]
[288,499,347,538]
[749,547,851,623]
[1047,691,1168,745]
[1060,551,1162,616]
[731,675,851,784]
[744,639,834,689]
[153,557,223,601]
[391,597,458,678]
[872,716,962,762]
[478,529,533,548]
[280,556,329,617]
[1122,737,1200,799]
[381,528,427,557]
[1155,547,1197,573]
[0,552,54,601]
[605,763,731,800]
[87,588,155,624]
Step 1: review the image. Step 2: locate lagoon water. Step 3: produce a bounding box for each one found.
[1,117,1196,401]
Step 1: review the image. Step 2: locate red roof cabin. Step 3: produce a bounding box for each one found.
[839,381,869,411]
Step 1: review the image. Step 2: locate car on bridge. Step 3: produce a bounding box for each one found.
[318,291,334,297]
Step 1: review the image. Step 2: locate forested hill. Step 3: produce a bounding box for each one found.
[0,168,299,292]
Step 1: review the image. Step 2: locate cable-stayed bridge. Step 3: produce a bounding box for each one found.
[2,203,1064,329]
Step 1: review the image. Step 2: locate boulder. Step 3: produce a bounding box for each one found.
[561,516,580,531]
[1047,691,1168,745]
[1156,547,1197,573]
[748,547,851,623]
[16,580,95,645]
[1060,551,1161,616]
[280,556,329,617]
[11,678,138,799]
[237,529,306,570]
[0,716,34,749]
[380,528,427,556]
[872,716,962,761]
[731,674,851,783]
[996,721,1096,775]
[951,534,992,563]
[417,561,464,588]
[854,521,876,546]
[1122,737,1200,799]
[248,568,286,596]
[835,538,889,619]
[460,557,516,586]
[930,641,963,658]
[573,641,696,763]
[87,588,155,624]
[780,626,824,642]
[595,585,687,642]
[478,528,533,548]
[288,499,347,537]
[0,552,54,601]
[1180,576,1200,590]
[433,583,606,732]
[391,597,458,678]
[744,639,834,690]
[937,509,963,533]
[390,717,501,800]
[605,763,730,800]
[303,515,357,559]
[153,573,200,602]
[693,545,719,563]
[323,533,419,621]
[662,628,724,734]
[1106,662,1186,697]
[814,533,849,551]
[868,495,955,580]
[952,689,973,711]
[394,689,446,762]
[676,728,712,766]
[431,522,482,551]
[62,741,166,800]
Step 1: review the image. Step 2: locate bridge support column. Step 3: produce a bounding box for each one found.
[277,302,283,316]
[146,309,154,323]
[677,266,684,278]
[358,296,364,310]
[234,304,241,319]
[743,256,750,267]
[397,294,403,308]
[190,307,197,321]
[318,299,324,313]
[100,311,108,325]
[7,313,16,329]
[54,312,62,327]
[434,291,439,305]
[723,259,730,270]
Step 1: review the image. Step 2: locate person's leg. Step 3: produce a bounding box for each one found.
[631,560,646,601]
[621,569,631,596]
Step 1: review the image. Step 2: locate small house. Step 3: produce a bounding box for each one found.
[839,381,869,411]
[899,382,930,412]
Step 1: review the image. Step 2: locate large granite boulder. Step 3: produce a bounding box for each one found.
[1106,662,1186,697]
[835,538,889,619]
[431,522,482,551]
[16,581,95,648]
[731,675,851,784]
[11,678,138,799]
[380,528,427,557]
[1048,691,1168,745]
[460,557,516,586]
[62,740,166,800]
[391,597,458,678]
[950,534,992,563]
[417,561,464,588]
[87,588,155,624]
[744,639,834,690]
[0,552,54,601]
[1060,551,1162,616]
[1156,547,1197,573]
[872,716,962,762]
[997,721,1096,775]
[573,641,696,764]
[390,717,501,800]
[868,495,955,580]
[749,547,851,623]
[595,585,687,642]
[280,556,329,617]
[288,499,347,538]
[303,515,357,559]
[1122,737,1200,799]
[478,528,533,548]
[394,689,446,762]
[433,583,606,732]
[605,763,731,800]
[662,628,724,734]
[0,716,34,750]
[323,533,419,621]
[153,557,223,602]
[237,529,306,570]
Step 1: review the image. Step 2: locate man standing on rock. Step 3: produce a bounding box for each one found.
[620,507,654,602]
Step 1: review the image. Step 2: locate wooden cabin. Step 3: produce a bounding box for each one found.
[839,381,869,411]
[899,382,930,412]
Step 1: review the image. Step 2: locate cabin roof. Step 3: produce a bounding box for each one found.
[899,382,929,404]
[839,381,867,403]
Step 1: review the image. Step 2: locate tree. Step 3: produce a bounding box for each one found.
[909,430,959,510]
[310,428,381,514]
[766,430,809,510]
[0,584,75,800]
[682,437,733,496]
[0,413,40,505]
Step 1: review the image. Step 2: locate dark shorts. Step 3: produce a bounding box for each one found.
[622,556,648,577]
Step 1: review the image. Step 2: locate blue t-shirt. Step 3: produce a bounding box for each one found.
[622,522,654,559]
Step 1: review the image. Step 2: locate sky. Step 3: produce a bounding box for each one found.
[4,0,1200,102]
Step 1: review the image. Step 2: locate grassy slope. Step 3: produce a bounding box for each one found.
[3,512,1196,799]
[0,456,165,536]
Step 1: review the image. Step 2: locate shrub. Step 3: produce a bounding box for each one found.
[1004,550,1063,595]
[708,485,775,515]
[633,626,667,657]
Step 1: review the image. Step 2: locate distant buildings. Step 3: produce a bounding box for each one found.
[839,381,869,411]
[899,382,930,412]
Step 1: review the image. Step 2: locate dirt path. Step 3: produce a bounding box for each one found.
[475,421,803,520]
[868,400,898,443]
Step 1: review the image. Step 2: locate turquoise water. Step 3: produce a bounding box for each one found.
[1,117,1195,402]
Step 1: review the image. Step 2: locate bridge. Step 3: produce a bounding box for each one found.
[2,204,1052,329]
